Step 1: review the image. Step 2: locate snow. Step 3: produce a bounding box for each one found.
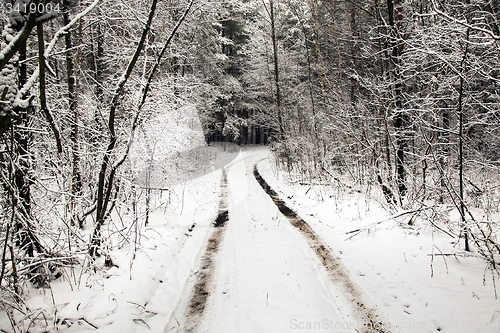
[0,25,19,107]
[257,153,500,333]
[2,146,499,333]
[0,163,223,332]
[177,148,354,332]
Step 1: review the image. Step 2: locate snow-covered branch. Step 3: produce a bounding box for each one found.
[14,0,101,107]
[431,0,500,41]
[0,24,28,71]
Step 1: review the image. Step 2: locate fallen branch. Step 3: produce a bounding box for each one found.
[2,255,80,278]
[428,219,456,238]
[345,209,428,240]
[426,252,480,259]
[79,317,98,329]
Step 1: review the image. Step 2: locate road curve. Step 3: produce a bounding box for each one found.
[166,147,389,333]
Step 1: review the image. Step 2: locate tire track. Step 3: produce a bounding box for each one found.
[167,170,229,333]
[253,162,390,333]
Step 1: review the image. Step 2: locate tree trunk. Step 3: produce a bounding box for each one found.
[387,0,407,198]
[268,0,285,140]
[63,0,83,227]
[349,3,358,107]
[488,0,500,36]
[439,105,449,203]
[458,26,470,252]
[14,24,44,257]
[38,23,62,153]
[94,9,104,126]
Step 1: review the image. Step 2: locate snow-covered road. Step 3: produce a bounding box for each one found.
[10,147,496,333]
[167,148,378,333]
[205,150,352,332]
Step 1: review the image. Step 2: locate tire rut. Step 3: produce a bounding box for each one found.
[172,170,229,333]
[253,163,390,333]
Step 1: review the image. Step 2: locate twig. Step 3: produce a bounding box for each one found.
[3,256,79,277]
[345,209,425,240]
[430,245,434,278]
[433,245,448,274]
[428,219,455,238]
[0,208,13,286]
[79,317,98,329]
[430,0,500,41]
[133,318,151,329]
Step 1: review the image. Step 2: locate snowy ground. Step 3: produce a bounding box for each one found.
[167,147,362,333]
[5,167,223,333]
[0,143,237,333]
[1,146,499,333]
[257,152,500,333]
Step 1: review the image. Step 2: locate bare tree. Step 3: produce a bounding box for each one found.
[90,0,195,257]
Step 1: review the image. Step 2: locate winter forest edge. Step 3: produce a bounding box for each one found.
[0,0,500,332]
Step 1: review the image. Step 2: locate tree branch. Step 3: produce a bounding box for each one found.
[101,0,195,221]
[90,0,161,257]
[37,23,62,153]
[14,0,101,106]
[431,0,500,41]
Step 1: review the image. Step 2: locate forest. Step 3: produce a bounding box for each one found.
[0,0,499,331]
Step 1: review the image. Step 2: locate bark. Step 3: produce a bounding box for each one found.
[439,105,449,203]
[63,0,83,227]
[487,0,500,36]
[0,113,11,137]
[374,0,393,179]
[38,23,63,153]
[492,0,500,36]
[268,0,285,140]
[387,0,407,197]
[95,10,104,105]
[14,26,44,257]
[322,0,345,102]
[92,7,105,128]
[349,3,358,106]
[13,0,100,105]
[458,27,470,252]
[0,20,36,72]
